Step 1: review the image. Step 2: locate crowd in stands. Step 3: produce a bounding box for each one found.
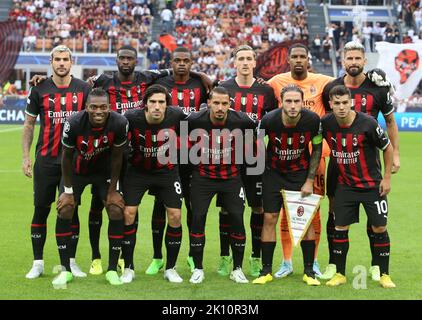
[9,0,154,53]
[8,0,312,81]
[396,0,422,43]
[8,0,422,82]
[169,0,310,81]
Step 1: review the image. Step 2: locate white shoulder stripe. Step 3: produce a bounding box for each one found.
[380,140,390,151]
[25,110,38,118]
[114,140,127,147]
[383,109,394,116]
[61,140,75,148]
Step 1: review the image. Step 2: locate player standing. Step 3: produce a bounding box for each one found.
[322,85,395,288]
[23,45,90,279]
[267,43,333,277]
[145,46,208,275]
[252,85,323,286]
[120,84,186,283]
[53,88,128,287]
[217,45,277,278]
[187,87,257,284]
[321,41,400,281]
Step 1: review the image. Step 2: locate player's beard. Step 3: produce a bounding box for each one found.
[118,65,135,76]
[53,67,70,78]
[283,107,300,121]
[346,65,364,77]
[292,67,305,78]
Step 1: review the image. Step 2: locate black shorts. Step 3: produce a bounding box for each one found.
[149,164,191,201]
[262,168,307,213]
[66,173,110,205]
[216,169,262,208]
[333,184,388,227]
[91,152,128,198]
[190,173,245,217]
[326,158,339,198]
[241,171,262,208]
[33,156,62,206]
[123,166,182,209]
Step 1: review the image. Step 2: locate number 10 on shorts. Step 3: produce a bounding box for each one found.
[374,200,388,215]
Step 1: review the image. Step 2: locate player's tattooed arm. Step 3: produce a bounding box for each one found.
[308,141,322,181]
[380,143,393,196]
[57,145,76,213]
[22,115,36,178]
[384,112,400,174]
[301,141,322,197]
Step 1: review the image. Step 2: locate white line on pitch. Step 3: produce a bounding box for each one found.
[0,127,22,133]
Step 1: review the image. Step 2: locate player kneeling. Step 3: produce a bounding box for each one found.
[53,88,128,288]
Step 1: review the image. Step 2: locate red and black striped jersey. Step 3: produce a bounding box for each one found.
[322,75,394,119]
[259,108,321,174]
[187,108,257,180]
[62,110,128,175]
[25,77,91,163]
[220,78,277,121]
[321,112,390,188]
[124,106,186,173]
[93,70,170,114]
[155,75,208,114]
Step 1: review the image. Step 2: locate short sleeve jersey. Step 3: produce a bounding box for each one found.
[25,77,91,163]
[322,75,394,119]
[93,70,169,114]
[321,112,390,188]
[124,106,186,173]
[259,108,321,174]
[268,72,334,117]
[156,75,208,114]
[220,78,278,121]
[62,110,128,175]
[187,108,257,180]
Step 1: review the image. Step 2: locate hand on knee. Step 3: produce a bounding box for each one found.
[56,193,75,219]
[58,204,74,220]
[107,205,123,220]
[106,191,124,211]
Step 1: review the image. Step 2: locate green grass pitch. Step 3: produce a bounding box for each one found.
[0,125,421,300]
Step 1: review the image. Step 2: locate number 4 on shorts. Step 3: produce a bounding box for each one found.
[239,187,245,200]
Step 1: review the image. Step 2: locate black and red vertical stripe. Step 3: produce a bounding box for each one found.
[40,91,84,158]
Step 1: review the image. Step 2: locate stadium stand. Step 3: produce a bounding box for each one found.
[9,0,154,54]
[172,0,310,80]
[8,0,311,81]
[2,0,408,90]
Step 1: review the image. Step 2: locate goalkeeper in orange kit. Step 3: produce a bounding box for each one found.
[267,43,333,278]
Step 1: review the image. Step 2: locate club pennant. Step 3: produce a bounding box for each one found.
[282,190,322,247]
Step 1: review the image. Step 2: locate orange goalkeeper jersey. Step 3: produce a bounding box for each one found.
[268,72,334,117]
[268,72,334,157]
